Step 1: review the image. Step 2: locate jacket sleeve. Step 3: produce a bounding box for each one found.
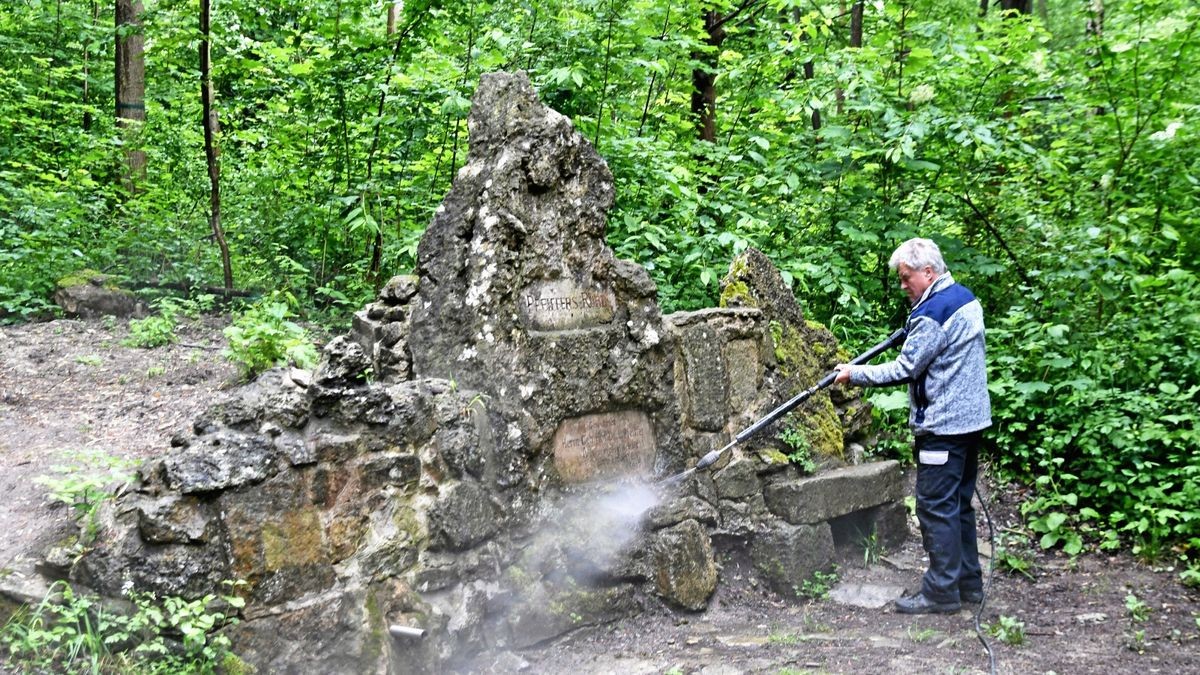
[849,316,945,387]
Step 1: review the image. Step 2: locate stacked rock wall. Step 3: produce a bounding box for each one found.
[64,72,908,674]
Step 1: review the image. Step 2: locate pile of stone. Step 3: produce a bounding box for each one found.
[54,72,906,674]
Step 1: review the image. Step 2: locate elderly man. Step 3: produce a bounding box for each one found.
[834,237,991,614]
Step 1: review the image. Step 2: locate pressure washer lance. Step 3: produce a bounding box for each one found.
[660,327,907,486]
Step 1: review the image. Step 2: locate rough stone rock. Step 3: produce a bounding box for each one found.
[719,249,851,459]
[717,494,769,537]
[427,481,498,551]
[748,519,836,600]
[161,429,277,494]
[384,382,439,447]
[712,456,762,501]
[406,70,675,458]
[663,308,772,462]
[228,585,401,675]
[313,336,370,388]
[73,504,230,598]
[380,274,419,305]
[358,452,421,491]
[763,460,903,524]
[650,519,717,611]
[135,495,216,544]
[433,415,487,479]
[221,481,337,606]
[719,248,805,326]
[53,275,147,318]
[646,496,720,530]
[679,323,729,432]
[212,369,309,430]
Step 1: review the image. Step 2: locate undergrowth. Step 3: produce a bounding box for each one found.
[0,580,248,674]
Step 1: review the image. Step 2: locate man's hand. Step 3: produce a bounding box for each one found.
[833,364,852,384]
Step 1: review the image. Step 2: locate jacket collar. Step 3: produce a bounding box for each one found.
[911,272,955,311]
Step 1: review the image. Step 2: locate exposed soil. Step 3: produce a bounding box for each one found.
[2,317,1198,674]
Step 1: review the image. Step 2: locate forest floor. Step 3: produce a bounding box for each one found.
[1,316,1198,674]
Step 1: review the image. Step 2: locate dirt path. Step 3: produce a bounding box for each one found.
[0,317,239,573]
[1,317,1197,674]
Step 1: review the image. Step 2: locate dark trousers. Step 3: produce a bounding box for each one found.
[914,431,983,603]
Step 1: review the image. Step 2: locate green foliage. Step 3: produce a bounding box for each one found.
[994,532,1037,581]
[1124,593,1151,623]
[0,580,246,674]
[778,426,816,474]
[795,569,838,601]
[864,389,911,463]
[859,527,882,566]
[988,615,1026,647]
[35,449,140,543]
[125,313,178,349]
[223,294,319,378]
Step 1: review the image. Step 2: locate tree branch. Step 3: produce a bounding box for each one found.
[954,192,1033,288]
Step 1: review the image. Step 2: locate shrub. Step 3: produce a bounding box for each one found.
[223,294,318,378]
[0,580,246,674]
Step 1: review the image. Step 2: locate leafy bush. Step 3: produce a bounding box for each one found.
[223,294,318,378]
[795,569,839,601]
[779,426,817,474]
[988,265,1200,570]
[988,615,1026,647]
[0,580,246,674]
[34,449,141,543]
[125,313,178,349]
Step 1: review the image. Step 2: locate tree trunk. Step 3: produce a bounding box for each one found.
[368,3,404,282]
[387,1,400,34]
[83,1,99,130]
[837,1,863,115]
[691,9,724,142]
[999,0,1032,14]
[1087,0,1105,115]
[200,0,233,291]
[114,0,146,191]
[850,1,863,47]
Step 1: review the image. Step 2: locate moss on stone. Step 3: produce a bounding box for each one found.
[360,590,386,671]
[262,508,326,571]
[219,653,257,675]
[756,448,791,466]
[56,268,117,289]
[806,395,844,460]
[770,323,822,383]
[718,279,754,309]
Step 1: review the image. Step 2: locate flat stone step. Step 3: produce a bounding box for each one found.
[763,460,904,525]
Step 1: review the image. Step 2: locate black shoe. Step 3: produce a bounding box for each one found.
[960,589,984,604]
[895,593,961,614]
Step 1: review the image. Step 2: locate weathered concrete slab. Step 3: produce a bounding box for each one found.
[763,460,903,525]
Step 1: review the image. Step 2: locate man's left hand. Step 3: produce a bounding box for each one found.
[833,364,852,384]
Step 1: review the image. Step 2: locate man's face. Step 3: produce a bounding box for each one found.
[897,263,936,304]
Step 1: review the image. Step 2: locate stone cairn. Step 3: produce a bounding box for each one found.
[64,72,907,673]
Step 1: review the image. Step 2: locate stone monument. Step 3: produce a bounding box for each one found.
[40,72,908,674]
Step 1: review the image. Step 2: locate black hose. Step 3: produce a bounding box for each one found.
[973,480,997,675]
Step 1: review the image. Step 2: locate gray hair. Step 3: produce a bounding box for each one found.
[888,237,947,274]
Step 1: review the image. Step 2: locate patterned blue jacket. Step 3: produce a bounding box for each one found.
[849,273,992,436]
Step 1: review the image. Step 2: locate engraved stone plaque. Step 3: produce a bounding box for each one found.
[519,279,617,331]
[552,410,655,483]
